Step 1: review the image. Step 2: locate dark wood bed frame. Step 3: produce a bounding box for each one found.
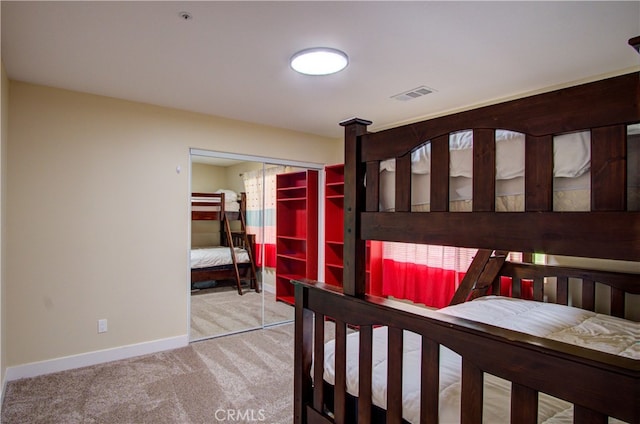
[190,192,257,290]
[294,68,640,423]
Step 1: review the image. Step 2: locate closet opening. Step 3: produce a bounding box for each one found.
[188,149,323,342]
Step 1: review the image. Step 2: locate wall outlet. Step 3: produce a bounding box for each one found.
[98,319,108,333]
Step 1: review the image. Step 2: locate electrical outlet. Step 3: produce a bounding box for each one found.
[98,319,108,333]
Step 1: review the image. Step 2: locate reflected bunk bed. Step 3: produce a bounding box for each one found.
[191,191,258,295]
[294,67,640,423]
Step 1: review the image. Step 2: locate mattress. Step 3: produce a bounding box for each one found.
[321,296,638,423]
[190,246,250,269]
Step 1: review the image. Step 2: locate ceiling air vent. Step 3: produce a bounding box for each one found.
[391,86,435,101]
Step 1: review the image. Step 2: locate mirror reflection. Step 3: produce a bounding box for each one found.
[189,155,298,341]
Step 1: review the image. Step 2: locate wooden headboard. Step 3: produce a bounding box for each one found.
[340,72,640,297]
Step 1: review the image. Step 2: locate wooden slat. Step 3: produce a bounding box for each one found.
[511,383,538,424]
[341,118,371,297]
[460,359,483,424]
[294,285,314,424]
[498,262,640,295]
[361,73,639,162]
[582,280,596,311]
[395,154,411,212]
[591,125,627,211]
[358,326,373,424]
[574,405,607,424]
[450,249,493,305]
[301,281,640,422]
[525,135,553,211]
[532,278,544,301]
[333,319,347,424]
[491,276,501,296]
[468,252,508,300]
[365,161,379,212]
[557,277,569,305]
[430,135,450,212]
[305,405,334,424]
[361,211,640,262]
[313,314,325,411]
[387,327,403,424]
[421,338,440,423]
[473,129,496,212]
[512,277,522,298]
[611,287,625,318]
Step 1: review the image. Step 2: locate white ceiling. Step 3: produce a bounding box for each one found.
[2,1,639,140]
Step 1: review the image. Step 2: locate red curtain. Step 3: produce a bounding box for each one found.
[253,243,276,268]
[368,242,475,308]
[368,243,528,308]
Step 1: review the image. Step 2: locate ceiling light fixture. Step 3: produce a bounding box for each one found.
[290,48,349,76]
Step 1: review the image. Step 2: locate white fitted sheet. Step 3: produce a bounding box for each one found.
[322,296,637,423]
[190,246,250,269]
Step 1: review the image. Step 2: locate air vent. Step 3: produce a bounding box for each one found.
[391,86,435,101]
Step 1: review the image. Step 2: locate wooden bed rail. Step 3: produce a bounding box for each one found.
[358,72,639,162]
[293,280,640,424]
[496,261,640,319]
[340,73,640,293]
[452,253,640,320]
[191,191,247,221]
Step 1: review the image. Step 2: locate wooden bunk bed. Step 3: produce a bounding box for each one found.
[294,65,640,423]
[191,191,259,295]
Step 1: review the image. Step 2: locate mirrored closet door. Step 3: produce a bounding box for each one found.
[189,150,319,341]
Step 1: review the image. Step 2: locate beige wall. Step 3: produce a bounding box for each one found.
[190,163,228,247]
[191,162,228,193]
[226,161,263,194]
[6,81,340,368]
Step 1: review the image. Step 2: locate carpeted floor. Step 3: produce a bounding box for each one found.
[190,284,294,340]
[2,323,299,424]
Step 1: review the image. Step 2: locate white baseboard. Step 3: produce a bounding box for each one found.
[5,334,189,381]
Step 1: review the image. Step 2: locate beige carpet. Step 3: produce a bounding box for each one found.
[2,323,299,424]
[190,285,294,340]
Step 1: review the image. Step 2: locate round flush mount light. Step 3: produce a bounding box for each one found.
[290,47,349,76]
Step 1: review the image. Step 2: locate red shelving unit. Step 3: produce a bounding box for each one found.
[324,164,345,287]
[323,164,375,293]
[275,170,318,304]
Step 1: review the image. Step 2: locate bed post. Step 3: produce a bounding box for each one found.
[340,118,372,297]
[294,284,313,424]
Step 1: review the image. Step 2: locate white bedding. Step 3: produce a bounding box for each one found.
[191,202,240,213]
[378,130,594,212]
[190,246,250,269]
[322,296,638,423]
[380,130,590,179]
[191,189,240,213]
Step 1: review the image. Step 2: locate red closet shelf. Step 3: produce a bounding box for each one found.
[277,252,307,262]
[275,170,318,303]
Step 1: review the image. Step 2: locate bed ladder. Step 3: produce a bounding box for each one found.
[222,211,259,295]
[449,249,508,305]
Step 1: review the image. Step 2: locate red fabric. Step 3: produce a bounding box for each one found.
[368,243,532,306]
[367,241,384,296]
[381,259,465,308]
[255,243,276,268]
[498,277,534,299]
